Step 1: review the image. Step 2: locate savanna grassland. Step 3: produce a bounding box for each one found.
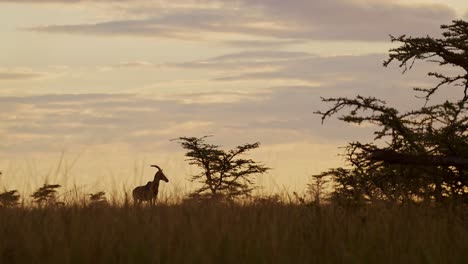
[1,200,467,264]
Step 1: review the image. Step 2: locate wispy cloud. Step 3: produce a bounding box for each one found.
[0,86,373,155]
[170,51,316,70]
[23,0,455,42]
[114,61,155,68]
[0,68,48,81]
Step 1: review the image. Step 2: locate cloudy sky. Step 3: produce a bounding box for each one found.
[0,0,467,195]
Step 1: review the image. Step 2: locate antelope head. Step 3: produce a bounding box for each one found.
[151,165,169,183]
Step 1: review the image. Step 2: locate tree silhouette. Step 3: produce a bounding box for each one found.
[316,20,468,204]
[0,190,20,207]
[174,136,270,200]
[307,174,329,206]
[31,184,61,205]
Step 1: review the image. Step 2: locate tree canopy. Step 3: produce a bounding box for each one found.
[316,20,468,204]
[174,136,270,200]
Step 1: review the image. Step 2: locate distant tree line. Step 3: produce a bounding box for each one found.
[0,183,107,208]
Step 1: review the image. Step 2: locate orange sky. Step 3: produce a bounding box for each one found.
[0,0,466,196]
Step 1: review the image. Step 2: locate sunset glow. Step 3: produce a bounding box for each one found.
[1,0,467,195]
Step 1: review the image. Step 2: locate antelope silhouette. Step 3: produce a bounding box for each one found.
[132,165,169,205]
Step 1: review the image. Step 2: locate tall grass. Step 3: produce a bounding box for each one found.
[0,200,466,263]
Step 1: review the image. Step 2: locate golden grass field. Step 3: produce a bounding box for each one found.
[0,200,467,264]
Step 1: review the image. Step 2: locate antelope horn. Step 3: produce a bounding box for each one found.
[150,164,161,171]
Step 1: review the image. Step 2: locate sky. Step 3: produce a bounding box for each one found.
[0,0,467,197]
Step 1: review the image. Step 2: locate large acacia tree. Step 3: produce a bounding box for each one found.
[175,136,270,200]
[316,20,468,204]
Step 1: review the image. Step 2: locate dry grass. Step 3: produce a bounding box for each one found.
[0,201,467,264]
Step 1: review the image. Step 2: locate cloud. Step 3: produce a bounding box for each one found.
[223,39,306,48]
[172,50,462,100]
[115,61,155,68]
[1,51,461,156]
[172,51,399,87]
[0,86,374,156]
[170,51,316,71]
[0,68,47,81]
[23,0,455,42]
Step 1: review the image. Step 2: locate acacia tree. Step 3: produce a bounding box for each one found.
[316,20,468,204]
[174,136,270,200]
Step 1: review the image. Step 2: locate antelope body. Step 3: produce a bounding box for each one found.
[132,165,169,205]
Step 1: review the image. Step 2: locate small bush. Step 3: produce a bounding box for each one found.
[0,190,20,207]
[31,184,61,206]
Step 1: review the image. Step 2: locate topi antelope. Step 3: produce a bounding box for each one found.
[132,165,169,205]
